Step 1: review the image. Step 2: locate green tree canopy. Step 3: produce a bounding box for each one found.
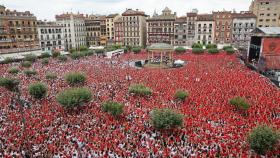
[24,69,37,76]
[230,96,250,111]
[24,54,37,62]
[175,47,186,53]
[192,43,203,49]
[192,48,204,54]
[0,77,20,92]
[46,72,57,80]
[65,72,86,86]
[208,48,219,54]
[129,84,152,96]
[28,82,47,99]
[248,125,279,155]
[21,61,32,68]
[150,108,183,130]
[132,47,141,54]
[56,87,92,109]
[8,67,20,74]
[52,51,61,58]
[101,101,124,117]
[174,90,189,101]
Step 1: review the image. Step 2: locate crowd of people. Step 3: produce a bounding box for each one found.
[0,52,279,157]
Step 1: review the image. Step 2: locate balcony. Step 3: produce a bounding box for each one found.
[0,39,13,43]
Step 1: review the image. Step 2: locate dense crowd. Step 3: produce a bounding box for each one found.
[0,52,279,157]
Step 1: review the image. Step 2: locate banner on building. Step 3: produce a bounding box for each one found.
[262,38,280,56]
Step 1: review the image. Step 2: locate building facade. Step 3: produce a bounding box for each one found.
[37,21,65,52]
[85,15,101,46]
[99,16,107,46]
[196,14,214,45]
[146,7,176,46]
[232,12,257,49]
[186,12,197,46]
[114,16,124,46]
[213,11,233,45]
[120,9,147,47]
[174,16,188,46]
[106,14,120,45]
[56,13,86,51]
[250,0,280,27]
[0,5,39,53]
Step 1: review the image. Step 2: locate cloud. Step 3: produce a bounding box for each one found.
[1,0,252,20]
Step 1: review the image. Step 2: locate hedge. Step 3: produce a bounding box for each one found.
[24,54,37,62]
[21,61,32,68]
[0,77,20,92]
[24,69,37,76]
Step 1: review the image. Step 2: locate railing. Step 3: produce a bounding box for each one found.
[0,46,41,54]
[0,39,13,43]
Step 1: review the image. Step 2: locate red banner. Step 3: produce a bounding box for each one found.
[262,38,280,56]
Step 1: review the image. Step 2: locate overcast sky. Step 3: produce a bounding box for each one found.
[1,0,252,20]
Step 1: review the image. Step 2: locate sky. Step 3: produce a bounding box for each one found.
[1,0,252,20]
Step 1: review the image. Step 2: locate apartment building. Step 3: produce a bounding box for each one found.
[186,12,197,46]
[85,15,102,46]
[106,14,120,45]
[213,11,233,45]
[37,21,65,52]
[146,7,176,46]
[195,14,215,45]
[120,9,148,47]
[250,0,280,27]
[174,16,188,46]
[114,16,124,46]
[0,5,39,53]
[232,12,257,49]
[55,13,86,51]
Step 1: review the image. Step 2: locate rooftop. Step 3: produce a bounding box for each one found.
[122,9,147,16]
[252,27,280,36]
[147,43,174,51]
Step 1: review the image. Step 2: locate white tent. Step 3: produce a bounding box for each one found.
[174,60,185,65]
[89,46,104,50]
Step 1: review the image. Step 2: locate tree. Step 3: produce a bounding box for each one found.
[101,101,124,117]
[21,61,32,68]
[28,82,47,99]
[230,96,250,111]
[79,46,88,51]
[175,47,186,53]
[65,72,86,86]
[95,49,104,55]
[174,90,189,101]
[24,70,37,76]
[248,125,279,155]
[40,52,51,58]
[70,52,83,60]
[192,43,203,49]
[226,48,235,54]
[8,67,20,74]
[150,108,183,130]
[41,58,49,65]
[52,51,60,58]
[46,72,57,80]
[192,48,204,54]
[129,84,152,96]
[223,45,233,50]
[3,57,15,64]
[208,48,219,54]
[132,47,141,54]
[206,44,217,49]
[24,54,37,62]
[0,77,20,92]
[58,55,68,62]
[56,87,92,109]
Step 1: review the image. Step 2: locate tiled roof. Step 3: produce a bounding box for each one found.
[197,14,214,21]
